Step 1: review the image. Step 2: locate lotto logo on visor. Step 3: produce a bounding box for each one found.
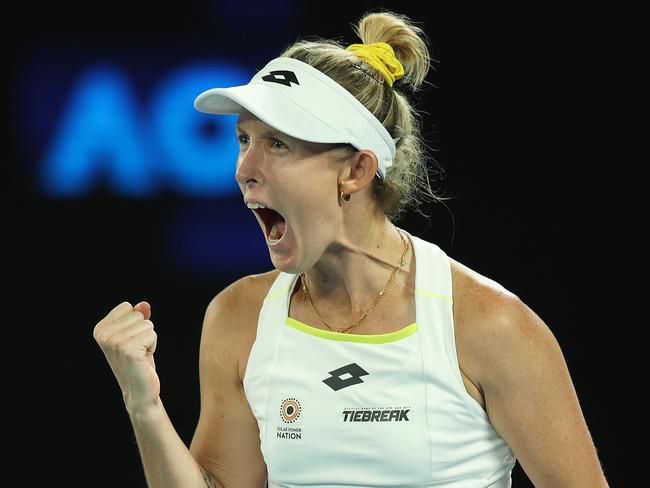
[261,70,300,87]
[193,57,396,178]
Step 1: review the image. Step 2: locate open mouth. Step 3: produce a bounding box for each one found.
[254,207,287,243]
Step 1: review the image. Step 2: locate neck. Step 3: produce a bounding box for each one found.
[301,216,410,320]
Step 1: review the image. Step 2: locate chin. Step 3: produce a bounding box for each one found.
[269,254,301,275]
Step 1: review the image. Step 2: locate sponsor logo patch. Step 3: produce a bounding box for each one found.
[341,407,411,422]
[280,397,302,423]
[277,398,303,440]
[323,363,369,391]
[261,70,300,87]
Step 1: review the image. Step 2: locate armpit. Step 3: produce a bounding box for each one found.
[199,465,221,488]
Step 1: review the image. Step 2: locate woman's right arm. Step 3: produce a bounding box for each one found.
[189,275,269,487]
[93,275,268,488]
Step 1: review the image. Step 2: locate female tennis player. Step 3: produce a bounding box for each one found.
[93,10,609,488]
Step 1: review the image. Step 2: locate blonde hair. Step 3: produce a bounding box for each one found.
[279,10,448,221]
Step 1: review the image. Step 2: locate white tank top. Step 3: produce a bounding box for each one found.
[243,231,516,487]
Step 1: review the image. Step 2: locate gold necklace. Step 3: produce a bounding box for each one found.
[299,229,409,334]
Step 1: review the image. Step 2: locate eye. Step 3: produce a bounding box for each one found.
[271,138,288,150]
[237,133,249,145]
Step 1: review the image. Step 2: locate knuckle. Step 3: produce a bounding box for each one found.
[104,336,121,349]
[93,329,104,343]
[146,330,158,344]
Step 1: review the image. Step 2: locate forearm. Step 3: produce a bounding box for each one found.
[129,399,221,488]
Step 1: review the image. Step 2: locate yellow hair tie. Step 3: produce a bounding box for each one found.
[346,42,405,87]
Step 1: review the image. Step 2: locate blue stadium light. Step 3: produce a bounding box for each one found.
[39,61,251,198]
[39,65,152,196]
[150,62,248,196]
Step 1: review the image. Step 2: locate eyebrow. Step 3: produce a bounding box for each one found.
[236,125,290,141]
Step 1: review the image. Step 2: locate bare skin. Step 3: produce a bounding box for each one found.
[94,112,609,488]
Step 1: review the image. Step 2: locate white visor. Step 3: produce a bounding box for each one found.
[193,57,396,178]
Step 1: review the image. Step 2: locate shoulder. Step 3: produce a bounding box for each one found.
[449,256,524,328]
[200,269,282,381]
[449,257,562,392]
[203,269,282,327]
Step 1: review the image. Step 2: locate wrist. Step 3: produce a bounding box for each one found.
[126,396,165,425]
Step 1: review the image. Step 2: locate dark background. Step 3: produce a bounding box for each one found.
[4,1,644,486]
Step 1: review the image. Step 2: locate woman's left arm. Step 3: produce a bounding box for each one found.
[463,291,609,487]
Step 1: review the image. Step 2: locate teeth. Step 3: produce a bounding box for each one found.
[246,202,266,209]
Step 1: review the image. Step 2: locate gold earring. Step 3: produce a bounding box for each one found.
[340,191,351,202]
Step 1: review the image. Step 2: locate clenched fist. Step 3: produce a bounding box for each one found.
[93,301,160,415]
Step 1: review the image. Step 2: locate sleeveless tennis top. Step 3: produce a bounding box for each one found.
[243,232,516,487]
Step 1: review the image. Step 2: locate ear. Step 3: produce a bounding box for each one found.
[338,150,378,195]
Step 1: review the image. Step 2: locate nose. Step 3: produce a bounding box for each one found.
[235,143,262,187]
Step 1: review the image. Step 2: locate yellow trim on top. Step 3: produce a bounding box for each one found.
[286,317,417,343]
[264,286,291,302]
[415,289,453,301]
